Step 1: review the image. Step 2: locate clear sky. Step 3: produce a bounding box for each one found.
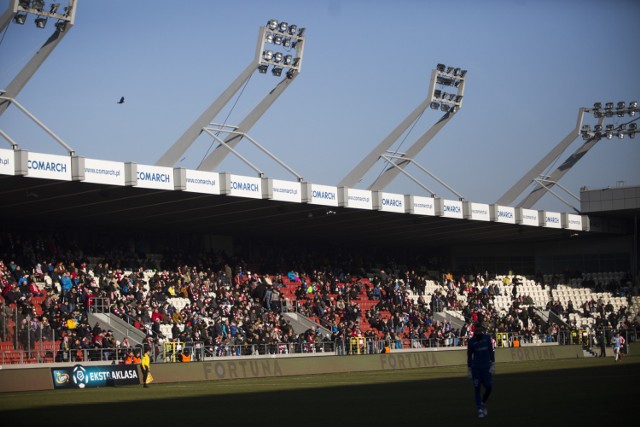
[1,0,639,213]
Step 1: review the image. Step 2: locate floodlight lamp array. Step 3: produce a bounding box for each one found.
[581,122,637,141]
[590,101,638,118]
[430,63,466,112]
[258,19,305,78]
[15,0,73,31]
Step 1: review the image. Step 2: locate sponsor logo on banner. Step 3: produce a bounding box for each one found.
[51,364,140,389]
[496,206,516,224]
[565,214,582,230]
[520,208,539,226]
[84,158,126,186]
[469,203,490,221]
[27,152,71,181]
[441,199,463,219]
[228,174,262,199]
[136,164,173,190]
[0,148,14,175]
[310,184,338,207]
[544,211,562,228]
[272,179,301,203]
[185,170,220,194]
[346,188,372,210]
[379,192,404,213]
[410,196,436,216]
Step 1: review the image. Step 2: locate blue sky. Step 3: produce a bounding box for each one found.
[1,0,639,213]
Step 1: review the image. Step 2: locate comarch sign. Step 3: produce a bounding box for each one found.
[375,191,405,213]
[408,195,436,216]
[563,213,583,231]
[517,208,539,227]
[224,173,262,199]
[51,364,140,389]
[136,164,173,190]
[343,188,373,210]
[305,183,338,207]
[27,152,71,181]
[83,158,126,186]
[542,211,562,229]
[491,205,516,224]
[439,198,463,219]
[465,202,490,222]
[270,179,301,203]
[184,170,220,195]
[0,148,15,176]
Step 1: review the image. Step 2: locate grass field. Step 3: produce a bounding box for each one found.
[1,355,638,426]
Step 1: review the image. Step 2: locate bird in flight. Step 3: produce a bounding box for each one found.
[117,96,125,104]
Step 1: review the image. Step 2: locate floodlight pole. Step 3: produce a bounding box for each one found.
[0,0,77,116]
[205,123,304,181]
[155,61,257,167]
[380,152,464,200]
[368,110,457,191]
[157,23,305,168]
[339,66,466,191]
[495,108,588,206]
[338,97,431,188]
[197,72,299,171]
[517,132,602,209]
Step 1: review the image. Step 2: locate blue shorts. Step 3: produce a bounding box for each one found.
[472,368,493,388]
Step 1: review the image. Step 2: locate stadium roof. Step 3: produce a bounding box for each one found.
[0,174,603,249]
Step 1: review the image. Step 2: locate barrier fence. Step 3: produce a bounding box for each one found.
[1,327,635,365]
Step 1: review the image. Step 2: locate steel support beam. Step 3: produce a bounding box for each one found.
[197,72,298,171]
[517,134,601,209]
[495,108,587,206]
[338,97,431,188]
[369,111,455,191]
[156,61,256,167]
[0,0,76,116]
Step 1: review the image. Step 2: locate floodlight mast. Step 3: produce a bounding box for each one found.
[0,0,77,116]
[156,20,306,169]
[497,101,639,209]
[495,108,587,207]
[338,64,466,191]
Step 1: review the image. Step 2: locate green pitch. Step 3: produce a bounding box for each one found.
[1,355,638,426]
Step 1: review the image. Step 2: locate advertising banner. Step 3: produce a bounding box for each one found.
[184,169,220,194]
[563,213,583,231]
[408,195,436,216]
[135,164,174,190]
[542,211,562,229]
[270,179,301,203]
[51,364,140,389]
[439,198,463,219]
[27,152,72,181]
[305,183,338,207]
[491,205,516,224]
[465,202,490,221]
[224,173,262,199]
[83,158,126,186]
[0,148,14,175]
[517,208,539,227]
[343,188,373,210]
[375,191,405,213]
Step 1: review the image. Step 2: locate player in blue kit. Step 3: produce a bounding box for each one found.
[467,323,495,418]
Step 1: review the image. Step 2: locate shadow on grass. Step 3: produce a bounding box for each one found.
[1,362,638,426]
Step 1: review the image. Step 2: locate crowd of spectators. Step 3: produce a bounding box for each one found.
[1,231,638,363]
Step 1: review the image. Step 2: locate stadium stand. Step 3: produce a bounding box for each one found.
[1,227,638,365]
